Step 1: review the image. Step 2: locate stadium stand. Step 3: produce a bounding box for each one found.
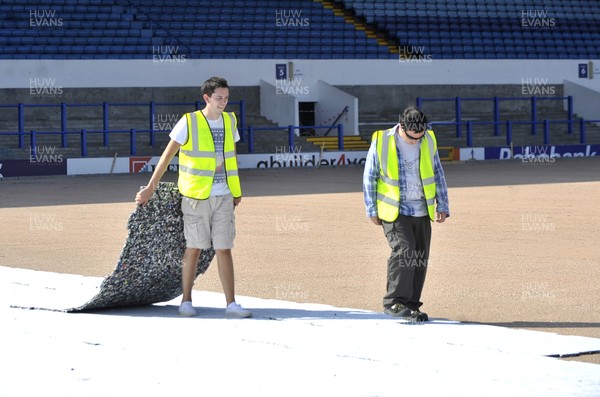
[0,0,395,59]
[1,0,599,59]
[344,0,600,59]
[1,0,599,160]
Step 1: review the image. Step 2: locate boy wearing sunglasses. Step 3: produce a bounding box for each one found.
[363,106,450,321]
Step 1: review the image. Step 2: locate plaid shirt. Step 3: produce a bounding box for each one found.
[362,125,450,219]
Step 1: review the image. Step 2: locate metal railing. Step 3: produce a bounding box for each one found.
[0,100,247,149]
[0,123,346,157]
[431,118,599,147]
[417,95,574,137]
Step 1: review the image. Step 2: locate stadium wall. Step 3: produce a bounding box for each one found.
[2,145,599,178]
[0,59,598,89]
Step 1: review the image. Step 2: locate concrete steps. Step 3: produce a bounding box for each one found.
[305,135,370,151]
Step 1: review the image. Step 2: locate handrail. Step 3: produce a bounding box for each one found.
[1,117,594,159]
[417,95,574,138]
[323,106,349,137]
[0,100,246,149]
[430,118,599,147]
[0,123,345,157]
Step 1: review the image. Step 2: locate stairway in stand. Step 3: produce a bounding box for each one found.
[316,0,399,54]
[306,135,371,151]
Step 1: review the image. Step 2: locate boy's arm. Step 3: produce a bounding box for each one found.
[433,150,450,219]
[135,139,182,205]
[363,138,380,224]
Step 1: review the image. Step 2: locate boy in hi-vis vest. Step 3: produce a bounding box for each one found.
[363,106,450,322]
[136,76,251,318]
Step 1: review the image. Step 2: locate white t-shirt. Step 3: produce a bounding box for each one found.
[397,134,428,217]
[169,114,240,197]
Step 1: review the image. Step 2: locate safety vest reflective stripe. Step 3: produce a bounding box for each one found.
[380,174,399,186]
[422,176,435,185]
[377,192,400,207]
[224,150,236,159]
[180,149,215,158]
[178,165,214,177]
[381,130,390,175]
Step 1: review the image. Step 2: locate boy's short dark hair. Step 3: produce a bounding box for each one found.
[400,106,429,133]
[201,76,229,97]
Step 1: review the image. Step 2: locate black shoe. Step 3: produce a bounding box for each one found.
[410,309,429,322]
[384,303,411,317]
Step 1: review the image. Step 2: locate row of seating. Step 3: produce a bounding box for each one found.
[345,0,599,7]
[401,30,598,40]
[363,10,600,19]
[4,53,395,60]
[1,5,125,14]
[151,29,368,38]
[0,37,150,45]
[0,43,393,54]
[1,34,383,45]
[3,52,592,60]
[1,21,137,30]
[399,37,598,46]
[3,0,129,5]
[0,28,146,37]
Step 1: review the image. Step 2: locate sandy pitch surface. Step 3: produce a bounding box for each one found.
[1,157,598,364]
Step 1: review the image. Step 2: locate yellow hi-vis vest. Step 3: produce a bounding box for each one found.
[374,128,437,222]
[178,111,242,200]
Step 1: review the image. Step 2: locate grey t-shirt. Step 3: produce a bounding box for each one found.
[397,135,428,216]
[207,117,228,195]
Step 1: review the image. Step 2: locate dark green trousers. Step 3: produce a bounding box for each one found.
[382,214,432,310]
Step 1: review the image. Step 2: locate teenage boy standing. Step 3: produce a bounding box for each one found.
[136,76,251,318]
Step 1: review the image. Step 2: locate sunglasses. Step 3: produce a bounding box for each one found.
[401,125,425,141]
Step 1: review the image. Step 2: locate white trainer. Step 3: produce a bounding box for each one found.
[178,301,197,317]
[225,302,252,318]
